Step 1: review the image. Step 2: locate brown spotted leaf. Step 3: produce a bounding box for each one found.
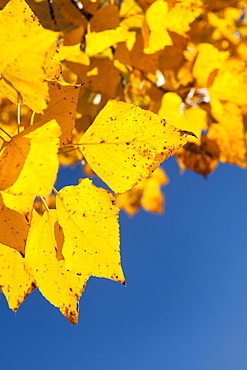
[80,100,194,193]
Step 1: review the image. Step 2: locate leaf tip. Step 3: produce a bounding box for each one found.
[64,309,79,325]
[179,130,198,139]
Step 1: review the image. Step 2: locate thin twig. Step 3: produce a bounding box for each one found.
[70,0,93,21]
[47,0,57,26]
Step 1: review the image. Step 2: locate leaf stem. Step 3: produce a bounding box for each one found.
[17,103,21,134]
[52,186,59,196]
[40,196,49,211]
[30,111,35,125]
[0,126,12,139]
[59,146,79,154]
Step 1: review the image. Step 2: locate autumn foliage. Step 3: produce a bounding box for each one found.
[0,0,246,323]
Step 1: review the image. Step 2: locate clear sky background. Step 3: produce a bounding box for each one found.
[1,157,247,370]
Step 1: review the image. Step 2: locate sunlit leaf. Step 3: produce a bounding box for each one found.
[0,0,247,323]
[59,43,90,66]
[80,100,192,193]
[85,27,128,56]
[56,179,125,284]
[25,210,88,324]
[192,43,229,87]
[144,0,172,54]
[0,0,59,112]
[0,120,61,196]
[166,0,203,35]
[120,0,143,17]
[158,92,207,141]
[116,167,169,216]
[1,192,34,216]
[209,59,247,106]
[141,166,168,213]
[208,100,246,167]
[0,243,35,311]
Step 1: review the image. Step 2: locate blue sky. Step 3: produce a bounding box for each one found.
[1,157,247,370]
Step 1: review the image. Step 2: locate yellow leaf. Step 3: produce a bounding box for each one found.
[34,81,82,147]
[208,11,241,46]
[158,92,183,127]
[177,42,197,86]
[44,43,62,81]
[25,210,88,324]
[120,14,144,30]
[116,185,142,216]
[56,179,125,284]
[208,100,246,168]
[1,192,34,215]
[192,43,229,87]
[87,67,98,77]
[144,0,173,54]
[236,41,247,63]
[0,0,59,112]
[209,59,247,106]
[116,167,169,216]
[177,61,194,86]
[0,243,35,312]
[208,123,246,167]
[0,193,29,255]
[158,92,207,141]
[182,107,207,141]
[59,43,90,66]
[85,27,128,56]
[120,0,143,17]
[125,31,137,51]
[166,0,203,36]
[80,100,192,193]
[141,167,168,213]
[0,120,61,197]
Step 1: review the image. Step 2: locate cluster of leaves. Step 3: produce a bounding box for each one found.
[0,0,193,323]
[0,0,246,323]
